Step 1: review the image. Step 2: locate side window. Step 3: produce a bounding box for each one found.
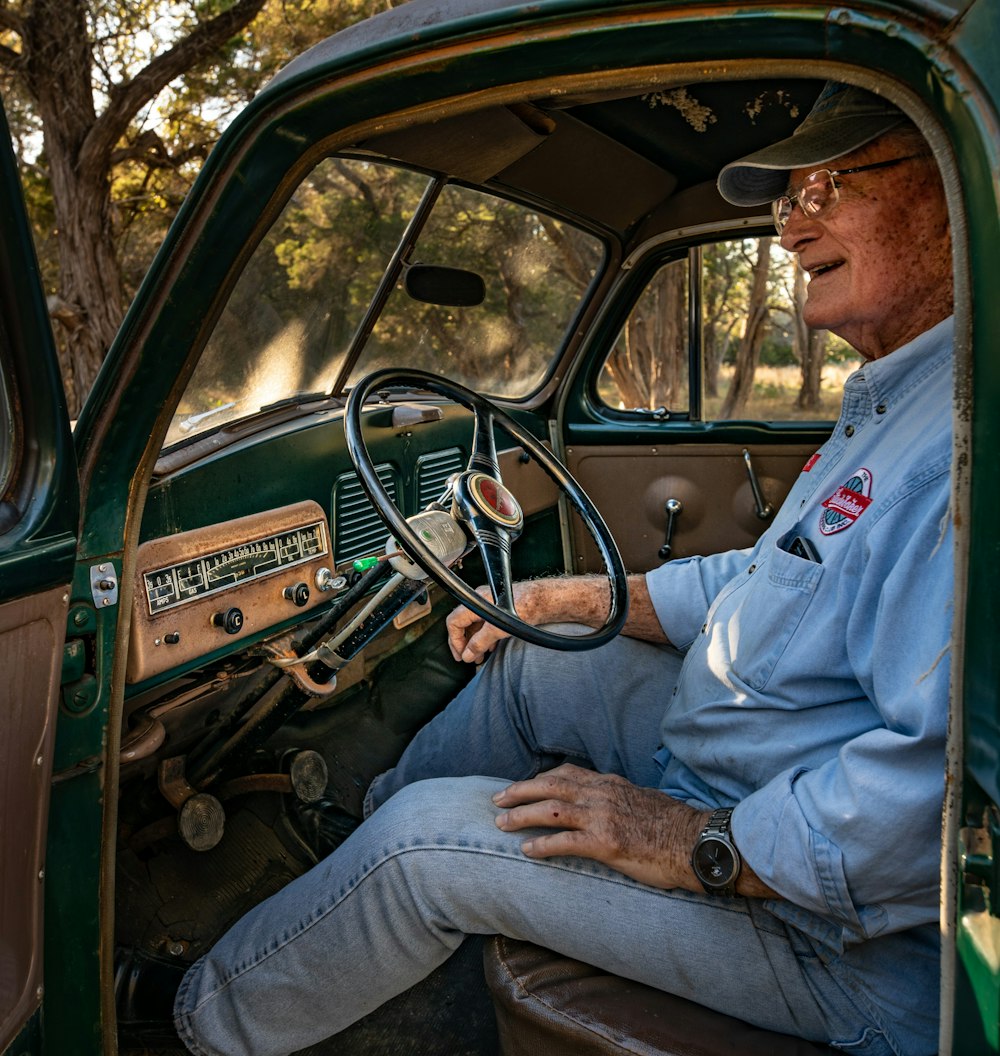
[598,237,856,421]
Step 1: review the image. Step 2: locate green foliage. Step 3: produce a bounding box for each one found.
[2,0,391,307]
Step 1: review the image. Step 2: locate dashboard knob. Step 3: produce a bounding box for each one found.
[211,607,244,635]
[283,582,310,607]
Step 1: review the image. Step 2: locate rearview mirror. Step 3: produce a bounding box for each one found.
[403,264,485,307]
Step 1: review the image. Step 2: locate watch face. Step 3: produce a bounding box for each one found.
[693,836,737,889]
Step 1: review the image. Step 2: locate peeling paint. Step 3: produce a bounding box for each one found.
[643,87,717,132]
[744,89,801,124]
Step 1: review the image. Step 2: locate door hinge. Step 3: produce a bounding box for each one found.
[961,804,1000,916]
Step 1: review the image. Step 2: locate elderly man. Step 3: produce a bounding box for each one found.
[174,83,953,1056]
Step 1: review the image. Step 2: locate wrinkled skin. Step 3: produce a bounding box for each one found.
[780,132,953,360]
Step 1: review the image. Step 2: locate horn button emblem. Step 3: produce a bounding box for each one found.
[467,473,523,528]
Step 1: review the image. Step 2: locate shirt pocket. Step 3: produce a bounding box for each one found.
[727,539,825,691]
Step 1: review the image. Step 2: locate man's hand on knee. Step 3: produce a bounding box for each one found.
[492,764,777,897]
[491,763,707,890]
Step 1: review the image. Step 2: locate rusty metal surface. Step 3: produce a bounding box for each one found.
[127,501,332,684]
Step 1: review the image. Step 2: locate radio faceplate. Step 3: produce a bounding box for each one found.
[127,501,335,684]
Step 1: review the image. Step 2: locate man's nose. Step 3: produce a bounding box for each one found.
[779,207,819,251]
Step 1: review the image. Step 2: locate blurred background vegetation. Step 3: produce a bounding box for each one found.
[0,0,855,422]
[0,0,392,416]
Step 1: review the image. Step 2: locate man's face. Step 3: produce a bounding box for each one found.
[779,134,952,359]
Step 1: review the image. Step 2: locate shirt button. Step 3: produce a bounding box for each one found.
[876,402,887,414]
[748,564,756,574]
[701,624,707,634]
[845,424,855,437]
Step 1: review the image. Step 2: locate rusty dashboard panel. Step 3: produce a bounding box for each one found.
[127,501,333,683]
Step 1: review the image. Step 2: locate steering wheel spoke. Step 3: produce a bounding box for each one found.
[346,369,628,651]
[468,408,502,480]
[475,527,516,614]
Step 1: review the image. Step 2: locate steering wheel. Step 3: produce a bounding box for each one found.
[345,369,628,651]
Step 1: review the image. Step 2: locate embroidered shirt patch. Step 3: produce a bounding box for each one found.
[819,468,873,535]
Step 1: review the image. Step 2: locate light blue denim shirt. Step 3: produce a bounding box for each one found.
[646,316,954,955]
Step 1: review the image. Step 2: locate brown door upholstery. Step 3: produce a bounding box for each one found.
[484,935,838,1056]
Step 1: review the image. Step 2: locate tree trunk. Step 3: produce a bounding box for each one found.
[6,0,270,415]
[719,238,772,419]
[792,261,826,411]
[603,263,685,410]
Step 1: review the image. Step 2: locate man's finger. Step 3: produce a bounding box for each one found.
[519,828,597,860]
[492,763,596,807]
[495,798,580,833]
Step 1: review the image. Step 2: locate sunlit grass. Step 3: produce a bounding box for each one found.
[704,361,859,421]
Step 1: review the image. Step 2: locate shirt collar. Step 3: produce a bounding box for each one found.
[848,315,954,410]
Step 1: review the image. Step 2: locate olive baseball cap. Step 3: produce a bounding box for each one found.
[717,82,906,206]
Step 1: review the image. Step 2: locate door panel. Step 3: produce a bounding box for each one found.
[0,586,68,1051]
[565,442,816,573]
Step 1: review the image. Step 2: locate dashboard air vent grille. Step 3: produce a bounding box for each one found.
[416,447,464,509]
[332,465,398,565]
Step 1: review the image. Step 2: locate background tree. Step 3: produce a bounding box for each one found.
[0,0,385,415]
[718,236,772,418]
[602,260,687,411]
[701,243,748,399]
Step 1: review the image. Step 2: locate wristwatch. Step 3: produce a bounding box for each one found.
[691,807,742,896]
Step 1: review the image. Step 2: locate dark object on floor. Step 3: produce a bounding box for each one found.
[484,935,839,1055]
[115,947,188,1051]
[293,795,362,858]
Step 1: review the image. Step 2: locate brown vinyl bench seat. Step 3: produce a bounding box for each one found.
[484,935,838,1056]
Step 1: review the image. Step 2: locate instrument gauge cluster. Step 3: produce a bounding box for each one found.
[127,501,335,684]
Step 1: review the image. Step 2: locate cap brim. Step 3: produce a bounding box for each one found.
[718,114,904,206]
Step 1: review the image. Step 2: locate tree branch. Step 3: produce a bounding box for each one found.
[81,0,269,176]
[110,129,209,170]
[0,2,24,70]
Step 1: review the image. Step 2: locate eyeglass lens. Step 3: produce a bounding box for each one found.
[773,171,837,232]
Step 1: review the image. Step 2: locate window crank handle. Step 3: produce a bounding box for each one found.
[659,498,683,560]
[742,449,774,520]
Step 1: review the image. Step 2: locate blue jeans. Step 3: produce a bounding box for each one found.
[174,633,937,1056]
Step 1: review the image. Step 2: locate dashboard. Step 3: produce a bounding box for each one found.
[127,500,337,683]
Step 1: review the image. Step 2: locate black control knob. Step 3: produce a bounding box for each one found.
[164,631,181,645]
[211,607,244,635]
[283,582,310,607]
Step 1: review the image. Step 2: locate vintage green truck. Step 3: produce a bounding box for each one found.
[1,0,997,1052]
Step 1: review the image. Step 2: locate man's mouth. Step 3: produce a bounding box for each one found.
[807,260,844,279]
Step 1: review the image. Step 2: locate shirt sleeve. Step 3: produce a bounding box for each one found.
[731,469,952,949]
[645,547,754,649]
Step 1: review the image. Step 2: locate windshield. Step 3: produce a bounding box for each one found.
[165,156,605,448]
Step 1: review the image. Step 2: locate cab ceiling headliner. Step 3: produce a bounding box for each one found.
[362,79,824,236]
